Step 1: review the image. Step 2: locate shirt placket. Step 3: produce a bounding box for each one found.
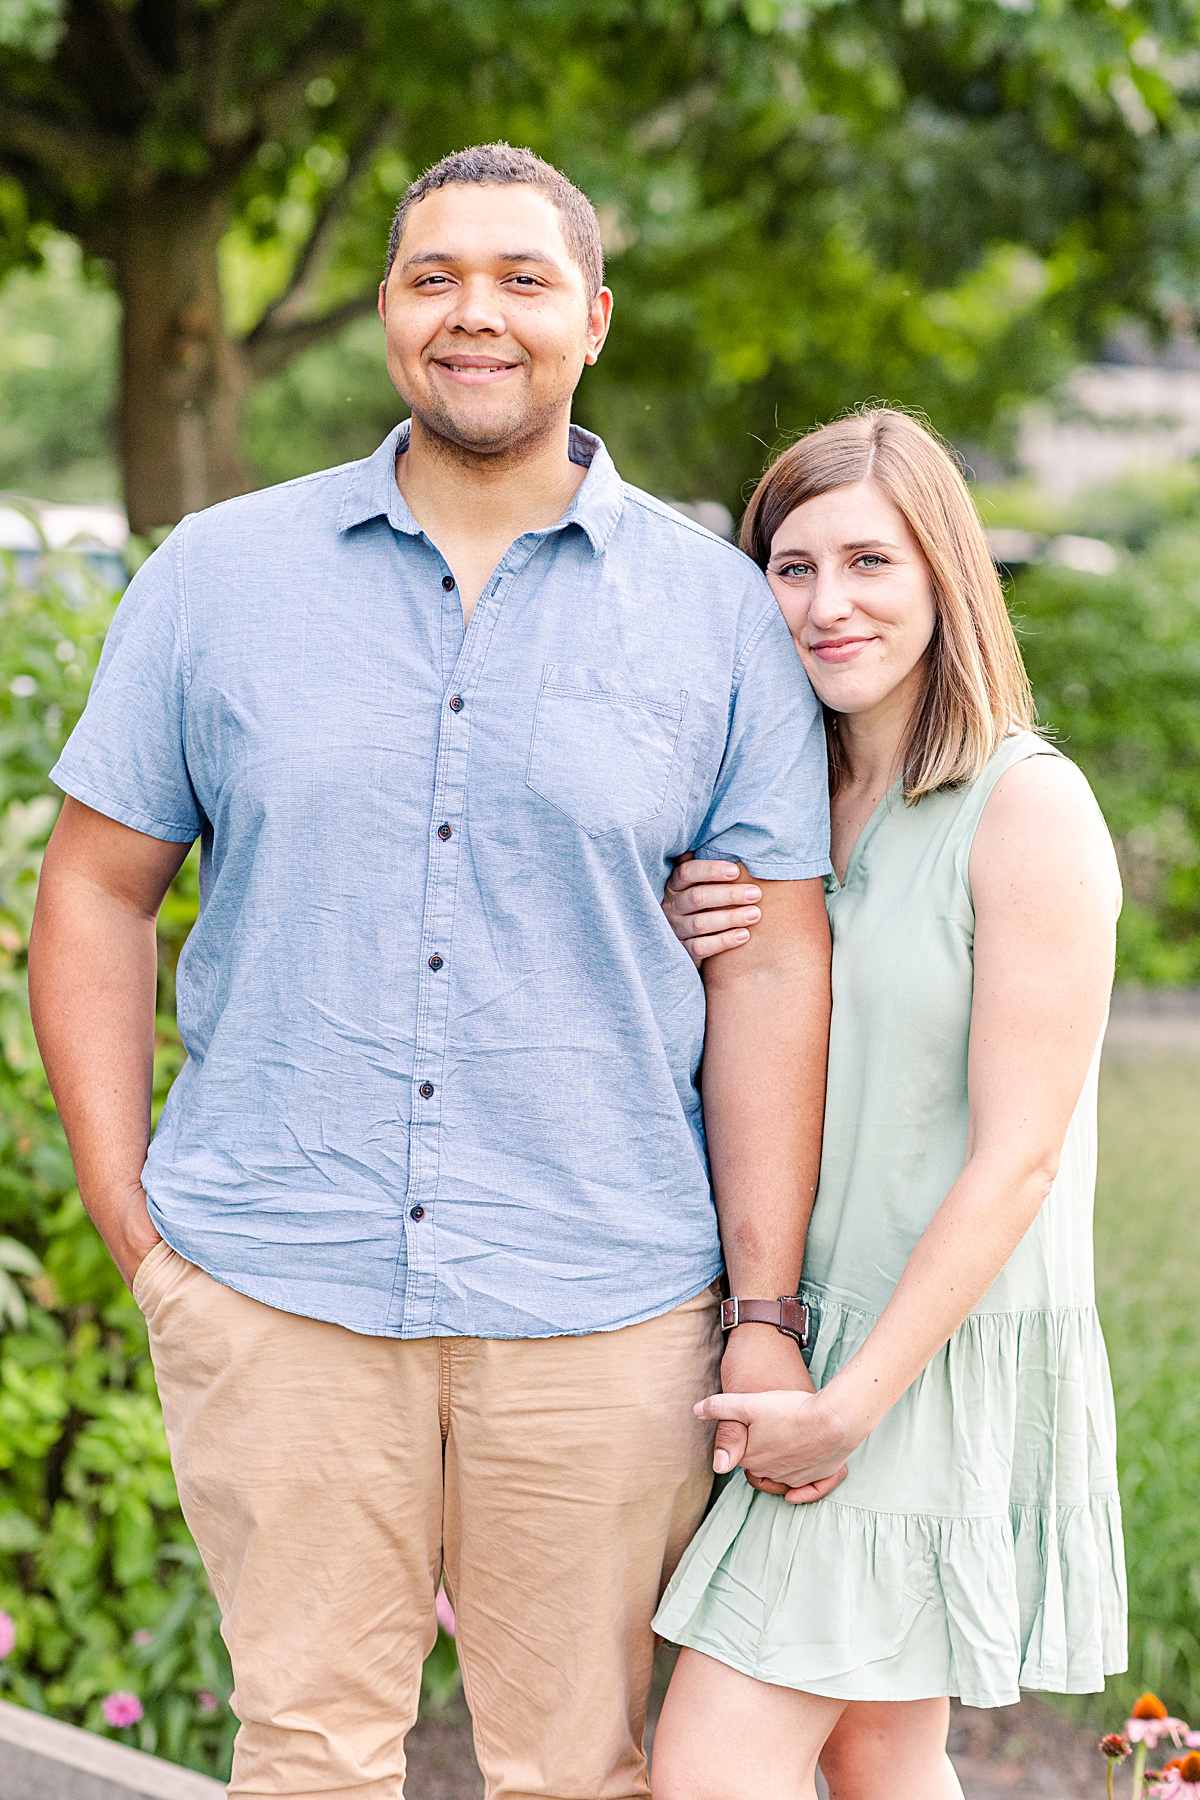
[392,536,542,1334]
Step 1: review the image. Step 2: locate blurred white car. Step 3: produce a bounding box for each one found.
[0,498,128,591]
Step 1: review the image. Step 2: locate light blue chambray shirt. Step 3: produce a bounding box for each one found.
[52,423,830,1338]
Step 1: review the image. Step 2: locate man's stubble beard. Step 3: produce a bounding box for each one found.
[404,370,573,474]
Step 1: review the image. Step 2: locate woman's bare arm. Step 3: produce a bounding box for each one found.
[29,798,193,1287]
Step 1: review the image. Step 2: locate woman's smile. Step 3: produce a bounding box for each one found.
[808,635,878,663]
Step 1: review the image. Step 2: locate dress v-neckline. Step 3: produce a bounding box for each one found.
[827,779,902,894]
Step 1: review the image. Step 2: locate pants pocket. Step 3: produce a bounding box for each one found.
[132,1236,179,1317]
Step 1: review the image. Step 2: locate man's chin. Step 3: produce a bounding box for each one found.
[408,397,561,461]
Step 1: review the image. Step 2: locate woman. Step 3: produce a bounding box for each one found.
[649,410,1126,1799]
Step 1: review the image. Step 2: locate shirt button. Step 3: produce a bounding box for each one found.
[428,954,444,971]
[437,822,452,841]
[418,1081,435,1098]
[442,574,455,591]
[448,695,464,713]
[410,1205,426,1221]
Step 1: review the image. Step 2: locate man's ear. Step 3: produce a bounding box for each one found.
[378,279,387,323]
[584,287,613,367]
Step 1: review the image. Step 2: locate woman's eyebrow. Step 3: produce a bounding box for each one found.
[770,537,903,561]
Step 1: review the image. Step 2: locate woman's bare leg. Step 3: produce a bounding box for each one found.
[651,1648,846,1800]
[819,1698,963,1799]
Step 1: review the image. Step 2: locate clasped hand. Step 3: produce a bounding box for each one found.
[698,1384,860,1505]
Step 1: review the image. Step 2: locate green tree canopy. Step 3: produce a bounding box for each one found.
[1,0,1198,525]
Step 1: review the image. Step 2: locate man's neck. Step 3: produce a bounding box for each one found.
[395,413,587,623]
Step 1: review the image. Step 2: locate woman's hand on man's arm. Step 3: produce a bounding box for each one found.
[663,855,764,963]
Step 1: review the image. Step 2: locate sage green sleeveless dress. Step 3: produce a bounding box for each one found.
[653,731,1127,1707]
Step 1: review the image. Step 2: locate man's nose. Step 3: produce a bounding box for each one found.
[444,279,507,336]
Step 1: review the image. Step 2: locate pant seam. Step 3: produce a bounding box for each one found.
[438,1337,452,1441]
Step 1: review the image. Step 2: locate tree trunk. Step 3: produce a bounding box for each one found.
[113,187,251,536]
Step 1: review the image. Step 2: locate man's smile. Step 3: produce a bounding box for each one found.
[430,352,525,385]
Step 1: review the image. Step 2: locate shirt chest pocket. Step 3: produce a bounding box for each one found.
[526,664,688,837]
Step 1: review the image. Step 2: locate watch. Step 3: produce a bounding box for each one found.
[720,1295,811,1349]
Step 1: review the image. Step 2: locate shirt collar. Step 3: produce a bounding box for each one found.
[337,419,624,556]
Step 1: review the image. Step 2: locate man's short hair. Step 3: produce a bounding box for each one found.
[386,143,605,301]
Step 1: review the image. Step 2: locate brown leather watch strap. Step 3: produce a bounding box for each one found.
[720,1295,811,1348]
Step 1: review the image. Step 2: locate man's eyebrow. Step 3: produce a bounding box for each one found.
[400,248,561,271]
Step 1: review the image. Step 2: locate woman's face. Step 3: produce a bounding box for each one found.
[766,479,937,722]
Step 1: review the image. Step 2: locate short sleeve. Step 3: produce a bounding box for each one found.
[695,599,831,879]
[50,528,202,843]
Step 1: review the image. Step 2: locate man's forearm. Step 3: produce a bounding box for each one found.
[29,840,165,1284]
[702,942,830,1299]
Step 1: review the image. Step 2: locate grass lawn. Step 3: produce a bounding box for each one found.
[1095,1051,1200,1722]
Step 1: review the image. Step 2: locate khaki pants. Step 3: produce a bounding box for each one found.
[134,1241,721,1800]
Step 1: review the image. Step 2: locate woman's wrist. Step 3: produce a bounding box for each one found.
[815,1365,882,1452]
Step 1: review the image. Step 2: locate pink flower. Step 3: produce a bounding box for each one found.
[1152,1751,1200,1794]
[197,1690,218,1714]
[102,1692,143,1729]
[131,1629,152,1648]
[1128,1696,1190,1750]
[0,1612,15,1658]
[435,1586,456,1638]
[1129,1716,1190,1750]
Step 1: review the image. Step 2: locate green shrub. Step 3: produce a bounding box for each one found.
[1005,471,1200,981]
[0,555,237,1773]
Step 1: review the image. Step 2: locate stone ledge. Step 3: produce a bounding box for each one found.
[0,1699,225,1799]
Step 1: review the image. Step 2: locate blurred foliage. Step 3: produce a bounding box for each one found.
[0,233,117,501]
[240,312,398,490]
[3,0,1200,514]
[992,464,1200,981]
[1094,1052,1200,1723]
[0,554,236,1773]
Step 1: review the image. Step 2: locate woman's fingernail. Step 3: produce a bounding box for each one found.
[721,864,739,878]
[733,930,750,943]
[745,887,761,900]
[744,908,761,922]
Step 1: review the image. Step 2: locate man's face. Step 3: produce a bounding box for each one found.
[378,184,611,459]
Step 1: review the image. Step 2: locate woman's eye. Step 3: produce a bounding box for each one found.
[856,554,887,569]
[777,562,813,579]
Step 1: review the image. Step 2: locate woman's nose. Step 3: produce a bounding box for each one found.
[808,575,854,625]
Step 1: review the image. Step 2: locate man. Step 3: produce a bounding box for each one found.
[30,144,832,1799]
